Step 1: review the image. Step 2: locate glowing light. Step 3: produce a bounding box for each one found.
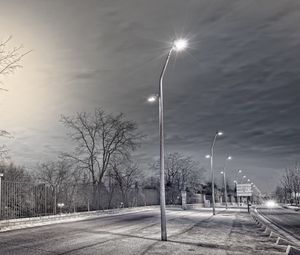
[205,154,211,159]
[217,131,223,136]
[147,95,157,103]
[238,169,242,173]
[265,200,277,208]
[227,156,232,160]
[173,39,188,51]
[220,171,224,174]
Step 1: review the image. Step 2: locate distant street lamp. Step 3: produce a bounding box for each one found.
[148,38,188,241]
[209,131,223,215]
[57,203,64,214]
[242,175,246,184]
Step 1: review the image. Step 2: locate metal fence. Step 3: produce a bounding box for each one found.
[0,179,160,220]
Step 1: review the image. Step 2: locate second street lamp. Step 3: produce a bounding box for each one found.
[210,130,223,216]
[220,155,232,209]
[149,38,188,241]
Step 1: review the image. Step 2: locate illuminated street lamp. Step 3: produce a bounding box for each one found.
[57,203,64,214]
[220,156,232,209]
[147,95,157,103]
[242,175,246,183]
[209,131,223,215]
[148,38,188,241]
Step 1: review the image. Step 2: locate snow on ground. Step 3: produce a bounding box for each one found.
[0,207,290,254]
[139,209,286,255]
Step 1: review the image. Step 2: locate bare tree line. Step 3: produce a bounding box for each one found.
[276,164,300,205]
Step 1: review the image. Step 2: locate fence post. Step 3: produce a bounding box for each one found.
[0,173,3,219]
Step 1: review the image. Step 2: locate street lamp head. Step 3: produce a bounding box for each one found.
[205,154,211,159]
[147,95,158,103]
[233,180,237,183]
[217,131,223,136]
[227,156,232,160]
[220,171,224,174]
[173,39,188,51]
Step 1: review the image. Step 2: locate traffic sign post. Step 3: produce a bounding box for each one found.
[236,184,252,197]
[236,184,252,212]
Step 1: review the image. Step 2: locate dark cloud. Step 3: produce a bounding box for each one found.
[1,0,300,192]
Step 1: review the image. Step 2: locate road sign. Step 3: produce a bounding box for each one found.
[237,184,252,197]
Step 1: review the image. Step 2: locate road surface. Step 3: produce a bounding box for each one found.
[257,206,300,241]
[0,207,286,255]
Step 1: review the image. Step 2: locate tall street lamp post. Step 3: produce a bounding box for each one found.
[148,39,187,241]
[220,156,231,209]
[209,131,223,215]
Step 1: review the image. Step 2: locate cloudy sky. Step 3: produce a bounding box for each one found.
[1,0,300,192]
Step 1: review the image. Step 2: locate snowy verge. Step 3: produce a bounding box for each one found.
[0,205,161,232]
[282,204,300,211]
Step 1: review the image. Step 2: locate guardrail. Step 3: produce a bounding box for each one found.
[250,207,300,255]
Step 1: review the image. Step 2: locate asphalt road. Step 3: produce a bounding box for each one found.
[0,208,287,255]
[257,206,300,240]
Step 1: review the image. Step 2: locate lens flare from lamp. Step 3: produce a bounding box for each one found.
[173,39,188,51]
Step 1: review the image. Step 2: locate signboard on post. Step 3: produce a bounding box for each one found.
[237,184,252,197]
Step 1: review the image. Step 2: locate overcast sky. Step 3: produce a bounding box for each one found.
[1,0,300,192]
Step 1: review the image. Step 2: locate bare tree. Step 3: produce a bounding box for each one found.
[35,159,77,213]
[0,162,31,182]
[280,164,300,205]
[109,157,141,207]
[61,108,141,185]
[0,36,30,160]
[153,152,204,204]
[35,160,73,190]
[0,36,31,89]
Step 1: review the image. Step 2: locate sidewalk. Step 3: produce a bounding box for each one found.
[142,209,287,255]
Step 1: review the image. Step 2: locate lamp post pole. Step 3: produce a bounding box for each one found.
[159,47,173,241]
[221,156,231,209]
[210,131,223,215]
[155,39,187,241]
